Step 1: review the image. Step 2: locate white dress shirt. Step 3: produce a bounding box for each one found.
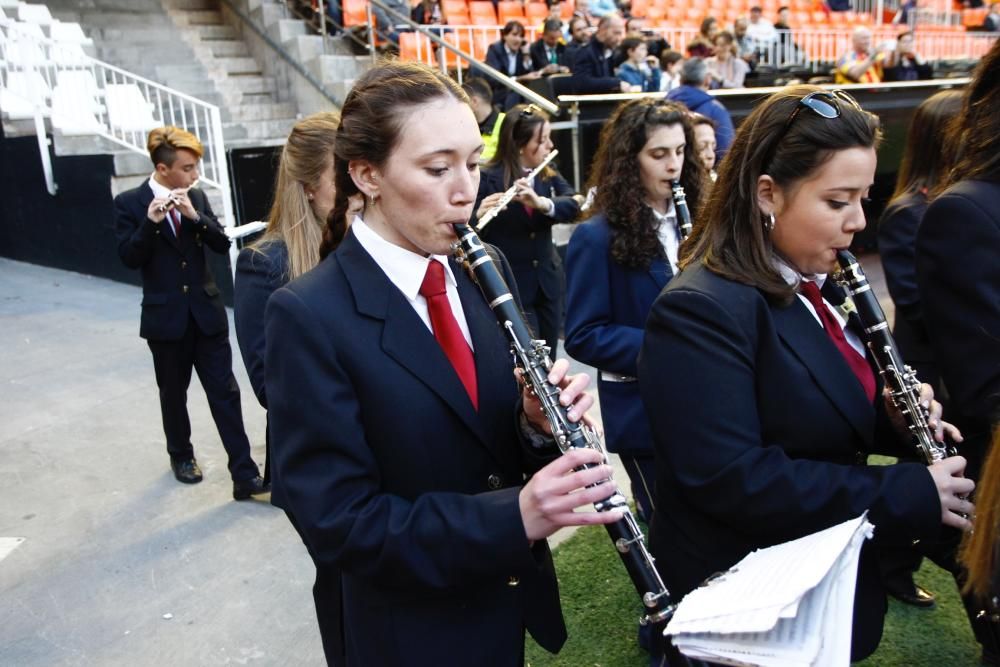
[652,202,680,274]
[351,216,474,349]
[774,257,865,356]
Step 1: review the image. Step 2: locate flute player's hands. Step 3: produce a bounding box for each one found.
[147,198,169,223]
[476,191,509,221]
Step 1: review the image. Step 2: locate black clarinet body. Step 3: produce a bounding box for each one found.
[671,181,692,241]
[452,222,676,627]
[833,249,955,463]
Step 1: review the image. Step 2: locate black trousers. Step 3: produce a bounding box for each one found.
[620,453,657,525]
[147,315,257,481]
[524,288,561,363]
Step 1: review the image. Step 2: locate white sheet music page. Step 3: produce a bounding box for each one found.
[665,513,874,667]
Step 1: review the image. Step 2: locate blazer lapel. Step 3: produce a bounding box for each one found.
[338,231,492,449]
[772,299,875,445]
[648,256,673,291]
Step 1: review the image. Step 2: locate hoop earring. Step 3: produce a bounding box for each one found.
[369,193,376,206]
[765,213,775,232]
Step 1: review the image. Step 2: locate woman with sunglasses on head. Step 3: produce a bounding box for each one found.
[474,103,581,361]
[638,85,972,663]
[264,61,618,666]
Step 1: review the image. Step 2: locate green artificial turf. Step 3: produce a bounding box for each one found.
[526,522,983,666]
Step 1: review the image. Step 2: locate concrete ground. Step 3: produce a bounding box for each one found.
[0,255,891,666]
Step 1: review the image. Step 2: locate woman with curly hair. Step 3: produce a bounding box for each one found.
[564,98,705,527]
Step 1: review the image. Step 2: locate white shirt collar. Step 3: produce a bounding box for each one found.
[773,254,827,289]
[148,173,172,199]
[350,215,459,302]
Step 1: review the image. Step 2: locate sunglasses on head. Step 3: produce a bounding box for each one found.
[519,103,542,119]
[781,89,862,135]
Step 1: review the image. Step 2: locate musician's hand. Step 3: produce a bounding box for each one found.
[928,456,975,531]
[520,358,595,435]
[147,198,169,223]
[918,383,964,444]
[172,190,198,220]
[519,447,623,541]
[476,191,508,221]
[512,178,546,210]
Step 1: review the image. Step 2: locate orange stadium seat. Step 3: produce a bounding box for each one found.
[443,0,471,24]
[526,2,549,22]
[631,0,650,17]
[812,10,828,24]
[498,0,526,23]
[963,8,988,26]
[665,7,683,22]
[469,1,499,24]
[685,7,704,22]
[647,5,667,21]
[399,31,433,61]
[342,0,373,27]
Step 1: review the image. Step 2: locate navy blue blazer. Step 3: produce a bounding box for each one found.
[638,262,941,660]
[484,41,535,109]
[114,181,230,340]
[234,240,289,409]
[564,214,672,455]
[568,37,621,93]
[529,38,568,70]
[475,165,579,307]
[877,192,938,381]
[264,228,566,666]
[917,179,1000,475]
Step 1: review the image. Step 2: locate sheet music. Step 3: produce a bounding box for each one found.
[666,513,874,667]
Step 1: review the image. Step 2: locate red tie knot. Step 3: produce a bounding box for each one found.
[420,260,448,299]
[799,281,824,308]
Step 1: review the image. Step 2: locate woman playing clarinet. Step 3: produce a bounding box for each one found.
[638,85,972,663]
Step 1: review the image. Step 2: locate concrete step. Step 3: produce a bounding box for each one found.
[113,150,153,177]
[214,57,261,75]
[165,0,219,9]
[96,27,186,43]
[250,2,287,29]
[223,117,295,141]
[110,173,147,198]
[183,9,225,25]
[193,24,239,40]
[225,102,297,122]
[310,54,369,86]
[207,40,250,58]
[275,18,307,44]
[216,75,276,96]
[52,133,121,157]
[288,34,325,64]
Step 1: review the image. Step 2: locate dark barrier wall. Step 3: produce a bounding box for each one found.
[0,134,234,305]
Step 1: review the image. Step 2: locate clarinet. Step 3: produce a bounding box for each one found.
[452,222,676,628]
[832,249,956,464]
[670,181,692,241]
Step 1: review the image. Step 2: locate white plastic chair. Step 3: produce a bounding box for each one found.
[51,69,104,134]
[0,70,50,119]
[17,2,53,26]
[105,83,158,132]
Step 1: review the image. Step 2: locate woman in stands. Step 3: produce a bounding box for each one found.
[686,16,719,58]
[474,103,581,361]
[638,85,971,663]
[264,60,616,666]
[484,21,542,110]
[705,30,749,88]
[233,111,361,667]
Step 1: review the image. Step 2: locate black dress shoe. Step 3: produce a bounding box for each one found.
[171,458,203,484]
[233,475,270,501]
[887,581,936,608]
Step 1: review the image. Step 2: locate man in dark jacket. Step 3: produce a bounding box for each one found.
[666,57,735,161]
[568,14,630,93]
[114,126,266,500]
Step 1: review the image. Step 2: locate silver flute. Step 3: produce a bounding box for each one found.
[156,180,199,213]
[452,221,676,629]
[476,150,558,231]
[832,249,955,463]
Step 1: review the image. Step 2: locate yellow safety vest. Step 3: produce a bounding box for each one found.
[480,111,505,163]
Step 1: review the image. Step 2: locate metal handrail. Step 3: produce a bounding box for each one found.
[0,17,239,272]
[219,0,342,104]
[365,0,559,115]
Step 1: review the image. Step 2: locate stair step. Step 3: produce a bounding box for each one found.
[113,150,154,177]
[226,102,297,121]
[223,117,296,141]
[184,9,225,25]
[311,54,370,85]
[215,57,261,75]
[217,75,276,95]
[166,0,219,9]
[208,40,250,58]
[194,24,238,40]
[275,18,307,43]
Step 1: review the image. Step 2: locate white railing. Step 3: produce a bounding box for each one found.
[0,17,239,269]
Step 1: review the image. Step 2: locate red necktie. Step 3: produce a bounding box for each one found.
[419,260,478,410]
[169,209,182,238]
[800,281,876,403]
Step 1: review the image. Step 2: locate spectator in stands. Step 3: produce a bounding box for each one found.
[411,0,445,25]
[746,6,777,44]
[570,14,632,93]
[546,0,566,28]
[659,50,684,92]
[617,36,662,91]
[667,57,735,160]
[827,0,852,11]
[573,0,597,24]
[984,3,1000,30]
[774,6,803,64]
[835,27,885,84]
[891,0,918,26]
[588,0,620,18]
[626,16,672,59]
[733,17,760,68]
[686,16,719,58]
[706,30,750,88]
[462,78,506,163]
[369,0,411,43]
[883,31,932,81]
[692,114,718,182]
[484,21,542,110]
[114,126,266,499]
[531,18,572,72]
[565,15,593,62]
